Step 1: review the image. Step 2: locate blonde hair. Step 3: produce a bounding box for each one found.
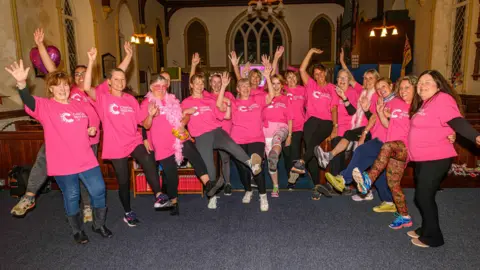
[364,69,380,81]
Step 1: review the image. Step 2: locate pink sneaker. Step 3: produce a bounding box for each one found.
[271,186,279,198]
[351,191,374,201]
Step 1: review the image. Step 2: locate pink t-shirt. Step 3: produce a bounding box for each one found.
[336,84,362,137]
[69,85,101,146]
[286,86,306,132]
[231,93,268,144]
[305,77,338,121]
[385,98,411,146]
[369,95,391,142]
[140,99,176,161]
[408,92,461,162]
[94,89,145,159]
[263,94,292,127]
[181,95,225,137]
[250,86,265,96]
[25,97,99,176]
[204,90,235,134]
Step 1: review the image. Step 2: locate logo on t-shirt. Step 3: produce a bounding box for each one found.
[109,103,134,115]
[267,102,287,109]
[60,112,87,123]
[238,104,259,112]
[70,93,87,103]
[391,109,409,119]
[192,106,211,117]
[312,91,331,99]
[287,93,304,101]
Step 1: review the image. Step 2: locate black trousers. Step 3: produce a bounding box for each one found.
[233,142,266,194]
[156,140,208,199]
[413,158,453,247]
[283,131,303,173]
[303,117,333,185]
[111,144,160,212]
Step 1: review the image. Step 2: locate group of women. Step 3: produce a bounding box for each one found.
[6,28,480,248]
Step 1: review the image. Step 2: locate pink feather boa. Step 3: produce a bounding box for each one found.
[145,92,184,165]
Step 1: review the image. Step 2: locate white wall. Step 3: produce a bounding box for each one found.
[167,4,343,68]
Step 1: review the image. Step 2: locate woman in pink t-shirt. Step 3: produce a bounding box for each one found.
[182,74,263,210]
[217,76,271,211]
[6,60,112,244]
[141,74,215,215]
[290,48,338,199]
[406,70,480,248]
[262,65,293,197]
[84,48,161,227]
[190,53,235,196]
[283,69,306,189]
[352,76,419,230]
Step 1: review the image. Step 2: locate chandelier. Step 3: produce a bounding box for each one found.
[130,33,154,45]
[369,16,398,37]
[247,0,284,17]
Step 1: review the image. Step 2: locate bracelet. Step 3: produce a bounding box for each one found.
[362,130,369,135]
[333,124,338,128]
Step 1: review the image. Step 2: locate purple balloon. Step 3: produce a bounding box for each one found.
[30,45,61,74]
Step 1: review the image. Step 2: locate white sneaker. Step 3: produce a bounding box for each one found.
[259,194,269,212]
[242,191,253,204]
[351,191,374,201]
[208,196,217,209]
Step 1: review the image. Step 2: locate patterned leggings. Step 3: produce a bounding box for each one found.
[367,140,409,216]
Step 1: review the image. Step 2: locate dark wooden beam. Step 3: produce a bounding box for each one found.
[138,0,147,25]
[377,0,384,19]
[165,0,344,8]
[156,0,167,6]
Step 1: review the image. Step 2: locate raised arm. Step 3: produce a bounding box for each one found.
[375,98,390,128]
[117,41,133,72]
[339,48,357,87]
[271,46,284,75]
[5,60,35,111]
[189,53,201,80]
[84,47,98,101]
[34,28,56,73]
[228,51,242,81]
[142,101,159,129]
[299,48,323,85]
[216,72,231,112]
[263,65,275,104]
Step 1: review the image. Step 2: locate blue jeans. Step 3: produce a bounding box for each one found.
[55,166,106,216]
[340,138,393,202]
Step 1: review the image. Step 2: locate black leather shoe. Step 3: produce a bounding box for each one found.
[92,225,113,238]
[74,231,89,244]
[170,203,179,216]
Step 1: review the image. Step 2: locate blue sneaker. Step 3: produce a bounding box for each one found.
[352,168,371,195]
[389,213,413,230]
[123,211,140,227]
[154,193,171,208]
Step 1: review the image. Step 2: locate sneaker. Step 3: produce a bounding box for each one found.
[389,213,413,230]
[311,190,321,200]
[242,191,253,204]
[325,173,345,192]
[407,230,420,239]
[259,194,269,212]
[373,202,397,213]
[224,184,232,196]
[11,195,36,217]
[208,196,217,209]
[288,172,299,184]
[314,146,330,169]
[271,186,279,198]
[314,184,333,198]
[411,238,430,248]
[207,177,225,197]
[267,151,279,173]
[83,206,93,223]
[154,193,172,208]
[287,183,296,191]
[351,191,374,201]
[352,168,371,195]
[291,160,306,174]
[123,212,140,227]
[341,187,354,196]
[249,153,263,176]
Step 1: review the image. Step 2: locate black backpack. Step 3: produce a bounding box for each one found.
[8,166,51,198]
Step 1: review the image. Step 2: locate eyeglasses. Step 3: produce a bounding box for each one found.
[74,72,86,77]
[151,84,168,90]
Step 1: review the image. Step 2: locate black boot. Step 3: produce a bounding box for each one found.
[170,202,179,216]
[92,207,113,238]
[67,213,89,244]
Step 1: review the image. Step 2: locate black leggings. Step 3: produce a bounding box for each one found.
[111,144,160,212]
[283,131,303,173]
[413,158,453,247]
[158,140,208,199]
[303,117,333,185]
[234,142,266,194]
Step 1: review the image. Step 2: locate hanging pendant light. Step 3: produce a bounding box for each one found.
[370,30,375,37]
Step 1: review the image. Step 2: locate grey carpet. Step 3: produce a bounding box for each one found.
[1,188,479,270]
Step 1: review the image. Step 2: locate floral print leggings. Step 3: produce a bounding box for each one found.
[367,140,409,216]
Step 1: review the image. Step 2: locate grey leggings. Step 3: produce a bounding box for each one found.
[194,128,251,184]
[26,143,98,207]
[218,150,231,184]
